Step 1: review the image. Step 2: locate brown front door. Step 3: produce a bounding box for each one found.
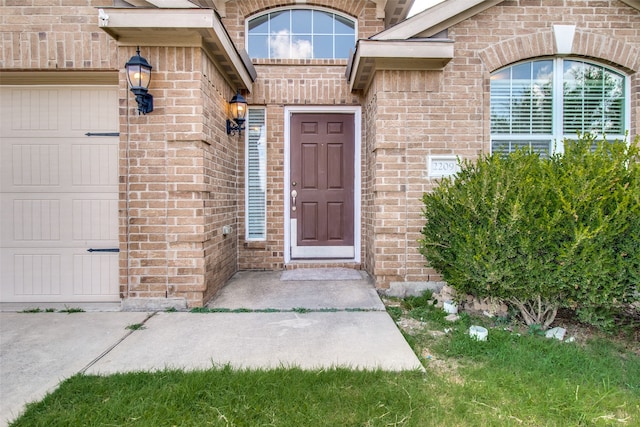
[290,113,355,258]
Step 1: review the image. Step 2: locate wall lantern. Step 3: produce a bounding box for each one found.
[226,90,247,136]
[125,47,153,115]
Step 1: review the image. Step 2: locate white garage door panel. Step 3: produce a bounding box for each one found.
[1,86,119,303]
[3,88,118,137]
[1,194,118,246]
[1,249,118,302]
[1,140,118,192]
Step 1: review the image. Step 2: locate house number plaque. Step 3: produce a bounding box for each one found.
[428,156,461,178]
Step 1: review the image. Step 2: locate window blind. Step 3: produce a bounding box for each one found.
[490,58,627,156]
[562,61,625,135]
[246,108,266,240]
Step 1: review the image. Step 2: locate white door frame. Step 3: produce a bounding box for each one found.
[284,105,361,264]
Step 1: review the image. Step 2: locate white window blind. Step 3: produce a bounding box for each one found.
[562,60,625,136]
[491,60,553,155]
[246,108,266,240]
[490,58,627,156]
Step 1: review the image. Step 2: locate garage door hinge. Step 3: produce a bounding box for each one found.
[87,248,120,253]
[85,132,120,137]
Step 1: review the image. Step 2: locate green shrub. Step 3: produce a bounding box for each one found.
[419,134,639,329]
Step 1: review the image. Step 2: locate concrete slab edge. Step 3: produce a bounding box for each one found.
[121,298,187,312]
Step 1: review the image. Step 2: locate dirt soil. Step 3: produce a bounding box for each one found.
[384,297,640,359]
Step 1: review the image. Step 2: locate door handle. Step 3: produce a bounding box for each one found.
[291,189,297,211]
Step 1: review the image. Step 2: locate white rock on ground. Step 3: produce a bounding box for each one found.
[444,314,460,322]
[545,326,567,341]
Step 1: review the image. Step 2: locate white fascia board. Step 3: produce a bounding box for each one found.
[98,8,254,90]
[348,39,453,92]
[357,39,453,59]
[99,8,216,32]
[374,0,503,40]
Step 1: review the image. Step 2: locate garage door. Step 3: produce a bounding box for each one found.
[0,86,119,303]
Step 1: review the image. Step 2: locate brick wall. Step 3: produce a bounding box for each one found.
[0,0,116,69]
[236,63,361,270]
[119,46,238,307]
[366,0,639,288]
[200,58,239,303]
[3,0,638,302]
[222,0,383,271]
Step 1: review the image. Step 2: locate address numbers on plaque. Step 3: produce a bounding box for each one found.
[428,156,461,178]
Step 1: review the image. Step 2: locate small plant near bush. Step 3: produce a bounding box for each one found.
[402,290,434,311]
[419,134,640,330]
[386,306,403,322]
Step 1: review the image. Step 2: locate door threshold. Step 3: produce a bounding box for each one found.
[285,260,362,269]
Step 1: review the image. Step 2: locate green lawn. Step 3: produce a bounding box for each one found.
[11,301,640,427]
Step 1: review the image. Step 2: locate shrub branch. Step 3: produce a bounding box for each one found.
[509,296,558,329]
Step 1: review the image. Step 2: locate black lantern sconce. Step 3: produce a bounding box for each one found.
[226,90,247,136]
[125,47,153,115]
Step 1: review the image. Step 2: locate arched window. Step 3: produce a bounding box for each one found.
[490,58,628,155]
[247,8,356,60]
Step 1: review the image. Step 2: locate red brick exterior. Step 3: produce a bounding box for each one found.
[1,0,638,306]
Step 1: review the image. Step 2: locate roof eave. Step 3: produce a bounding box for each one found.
[98,8,255,91]
[347,39,454,92]
[374,0,503,40]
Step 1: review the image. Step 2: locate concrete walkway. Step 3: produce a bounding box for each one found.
[0,269,422,426]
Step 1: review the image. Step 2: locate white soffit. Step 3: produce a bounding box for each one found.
[98,8,255,90]
[374,0,504,40]
[146,0,199,7]
[620,0,640,10]
[348,39,453,92]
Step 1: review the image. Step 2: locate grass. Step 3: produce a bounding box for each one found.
[125,323,146,331]
[19,307,83,314]
[10,293,640,427]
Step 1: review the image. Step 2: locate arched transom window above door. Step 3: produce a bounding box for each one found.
[247,7,356,60]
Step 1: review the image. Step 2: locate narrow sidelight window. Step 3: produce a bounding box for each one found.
[246,108,267,240]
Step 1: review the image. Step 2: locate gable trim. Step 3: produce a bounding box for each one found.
[373,0,503,40]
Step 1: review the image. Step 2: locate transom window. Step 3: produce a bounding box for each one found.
[490,58,627,155]
[247,8,356,60]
